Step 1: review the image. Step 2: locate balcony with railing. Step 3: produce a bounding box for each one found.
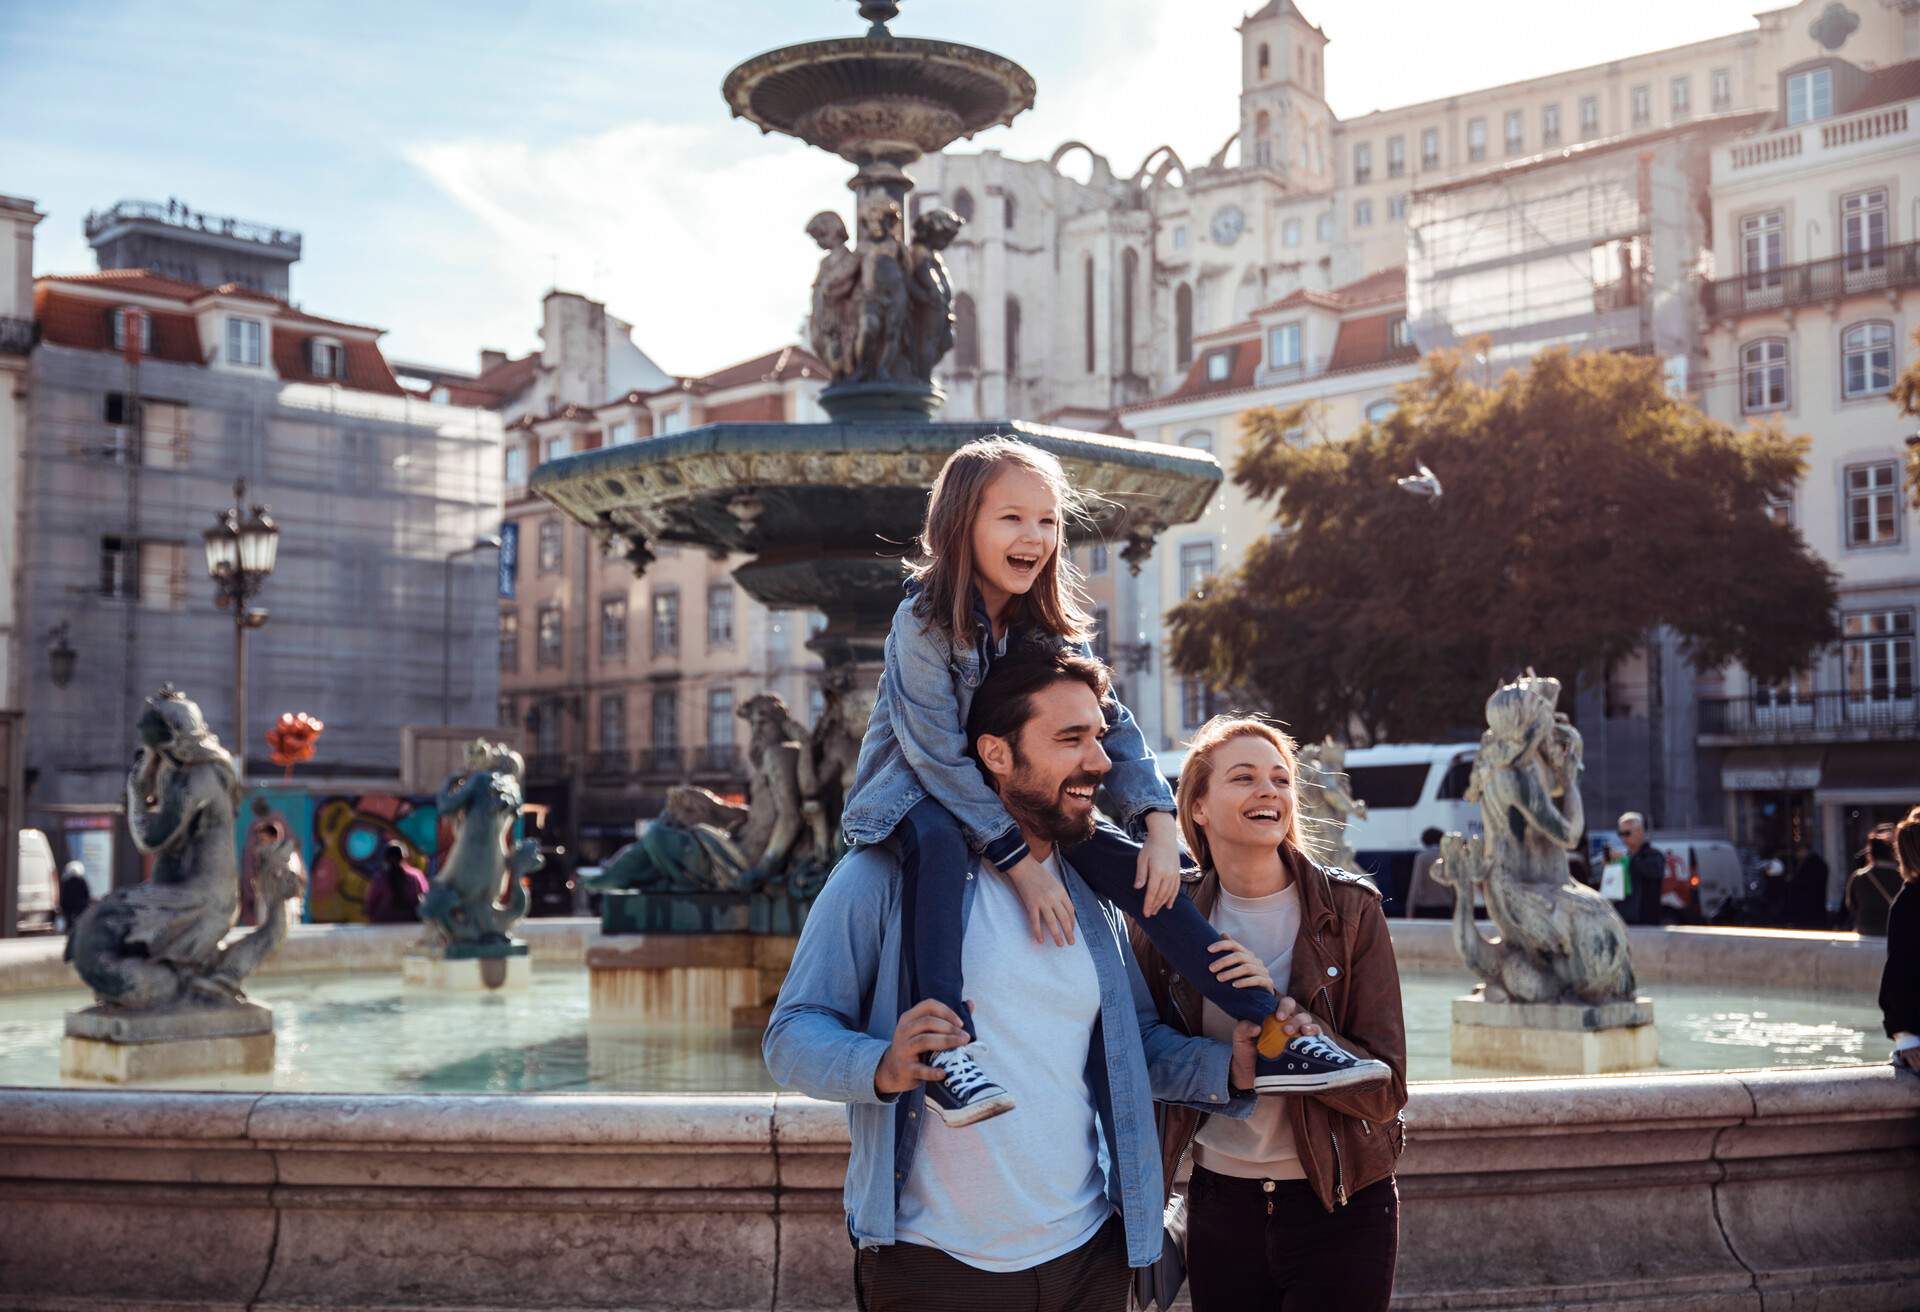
[525,753,569,781]
[0,315,32,356]
[1697,692,1919,746]
[1702,240,1920,320]
[692,744,741,776]
[639,746,686,778]
[586,750,631,778]
[1721,103,1911,177]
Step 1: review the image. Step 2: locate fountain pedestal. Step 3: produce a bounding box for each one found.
[402,940,531,992]
[588,935,797,1028]
[60,1002,275,1083]
[1451,991,1658,1076]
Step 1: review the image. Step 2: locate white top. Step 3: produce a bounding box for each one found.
[1193,882,1306,1180]
[895,850,1112,1271]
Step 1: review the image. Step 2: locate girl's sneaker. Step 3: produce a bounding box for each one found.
[925,1044,1016,1126]
[1254,1033,1390,1093]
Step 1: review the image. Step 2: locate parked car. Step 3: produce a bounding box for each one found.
[15,829,58,933]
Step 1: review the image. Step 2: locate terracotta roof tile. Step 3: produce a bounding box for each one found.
[33,287,204,364]
[695,344,827,392]
[1154,339,1262,405]
[1326,309,1418,373]
[1857,58,1920,113]
[271,325,404,396]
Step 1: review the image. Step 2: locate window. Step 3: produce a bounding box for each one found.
[651,688,679,749]
[1083,255,1097,374]
[1366,399,1398,423]
[141,399,189,468]
[1389,315,1413,349]
[137,542,186,611]
[1268,322,1302,368]
[532,703,561,756]
[607,420,634,446]
[953,292,978,371]
[651,589,680,655]
[1420,127,1440,170]
[1091,606,1110,666]
[952,188,975,224]
[1181,679,1220,732]
[1258,42,1270,78]
[1003,193,1017,230]
[706,687,736,753]
[599,595,628,661]
[1711,68,1731,110]
[1353,143,1372,184]
[1179,540,1216,598]
[1181,430,1215,454]
[1670,75,1691,117]
[1741,210,1783,289]
[1765,494,1794,528]
[100,536,135,598]
[1282,218,1301,247]
[1466,118,1486,162]
[1630,84,1651,127]
[541,433,572,462]
[1842,322,1894,399]
[498,612,519,671]
[1353,199,1373,228]
[1786,68,1832,125]
[1205,350,1232,383]
[1316,212,1334,241]
[599,696,627,752]
[1504,110,1523,154]
[1175,283,1193,367]
[707,583,735,647]
[225,316,263,367]
[110,308,152,353]
[660,407,688,434]
[1005,296,1021,376]
[504,444,527,485]
[1254,111,1273,168]
[1541,103,1561,147]
[1087,541,1109,575]
[1121,247,1139,375]
[1387,193,1406,220]
[1846,463,1901,547]
[1843,610,1914,704]
[1842,188,1888,273]
[1345,764,1431,808]
[1579,95,1600,136]
[1740,339,1789,413]
[1386,136,1405,178]
[309,339,345,379]
[538,518,563,572]
[1172,225,1188,250]
[536,605,563,667]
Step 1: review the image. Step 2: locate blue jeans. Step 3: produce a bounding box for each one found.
[896,797,1279,1041]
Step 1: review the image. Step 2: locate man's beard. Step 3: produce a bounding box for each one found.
[1000,754,1104,849]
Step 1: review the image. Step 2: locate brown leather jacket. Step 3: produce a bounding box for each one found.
[1130,847,1409,1212]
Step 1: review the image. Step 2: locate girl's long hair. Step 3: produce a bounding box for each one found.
[1177,715,1307,872]
[906,436,1094,649]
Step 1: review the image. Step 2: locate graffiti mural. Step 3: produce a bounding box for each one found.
[242,787,445,924]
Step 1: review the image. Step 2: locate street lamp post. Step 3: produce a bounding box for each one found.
[202,479,280,775]
[443,536,503,725]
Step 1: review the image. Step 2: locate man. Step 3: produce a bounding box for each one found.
[1790,841,1832,930]
[765,644,1309,1311]
[1617,812,1665,926]
[57,862,92,937]
[364,842,427,924]
[1403,826,1449,918]
[1845,831,1902,937]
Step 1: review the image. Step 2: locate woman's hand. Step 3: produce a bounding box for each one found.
[1206,936,1276,994]
[1007,855,1076,947]
[1136,812,1184,918]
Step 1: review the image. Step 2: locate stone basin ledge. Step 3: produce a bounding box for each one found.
[0,1067,1914,1311]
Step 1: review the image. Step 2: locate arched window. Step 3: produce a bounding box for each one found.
[1003,193,1017,230]
[1255,110,1273,167]
[1258,43,1271,79]
[1365,399,1397,424]
[1121,247,1139,376]
[1004,296,1021,376]
[1841,321,1893,399]
[1175,282,1194,368]
[1084,254,1097,374]
[1180,429,1215,454]
[952,188,975,224]
[1740,338,1789,413]
[953,293,978,372]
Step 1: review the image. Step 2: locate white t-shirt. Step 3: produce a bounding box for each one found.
[1193,882,1306,1180]
[895,851,1113,1271]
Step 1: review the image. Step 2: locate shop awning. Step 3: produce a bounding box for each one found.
[1720,747,1824,792]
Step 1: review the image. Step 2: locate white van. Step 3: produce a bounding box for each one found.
[15,829,58,932]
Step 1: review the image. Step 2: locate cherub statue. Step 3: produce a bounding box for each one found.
[67,686,304,1008]
[1296,738,1367,871]
[1431,674,1636,1005]
[852,193,911,382]
[805,210,859,379]
[906,206,964,380]
[420,739,541,946]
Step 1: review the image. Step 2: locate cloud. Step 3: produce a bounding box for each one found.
[406,120,851,375]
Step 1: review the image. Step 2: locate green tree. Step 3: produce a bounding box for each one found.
[1167,347,1839,743]
[1893,326,1920,506]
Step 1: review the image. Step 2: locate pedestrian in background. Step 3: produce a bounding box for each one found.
[1845,830,1902,937]
[57,862,91,937]
[1617,813,1665,926]
[1402,827,1450,919]
[364,843,427,924]
[1879,807,1920,1075]
[1789,841,1831,929]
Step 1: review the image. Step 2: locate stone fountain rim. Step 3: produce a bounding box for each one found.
[722,35,1038,141]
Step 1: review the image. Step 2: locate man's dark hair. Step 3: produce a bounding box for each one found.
[1866,836,1896,866]
[964,634,1113,776]
[1421,826,1444,847]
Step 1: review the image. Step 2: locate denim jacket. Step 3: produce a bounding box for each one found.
[841,588,1177,872]
[762,843,1252,1268]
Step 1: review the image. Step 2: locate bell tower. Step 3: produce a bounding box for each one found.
[1238,1,1333,192]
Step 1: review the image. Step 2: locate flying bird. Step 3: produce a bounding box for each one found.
[1396,462,1442,500]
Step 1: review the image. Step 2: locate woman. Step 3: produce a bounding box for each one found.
[1133,716,1409,1311]
[1882,806,1920,1074]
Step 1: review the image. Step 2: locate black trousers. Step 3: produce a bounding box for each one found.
[1186,1165,1399,1312]
[854,1214,1131,1312]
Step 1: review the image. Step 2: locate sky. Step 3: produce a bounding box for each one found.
[3,0,1777,379]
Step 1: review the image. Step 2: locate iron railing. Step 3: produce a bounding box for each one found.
[693,745,741,775]
[83,199,302,254]
[586,750,630,778]
[525,753,569,780]
[1703,240,1920,319]
[1698,692,1919,742]
[0,315,32,356]
[639,746,686,777]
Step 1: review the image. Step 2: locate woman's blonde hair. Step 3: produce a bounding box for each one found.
[906,436,1094,649]
[1177,715,1306,871]
[1895,805,1920,885]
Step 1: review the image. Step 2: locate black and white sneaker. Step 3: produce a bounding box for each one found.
[1253,1034,1391,1094]
[924,1044,1016,1127]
